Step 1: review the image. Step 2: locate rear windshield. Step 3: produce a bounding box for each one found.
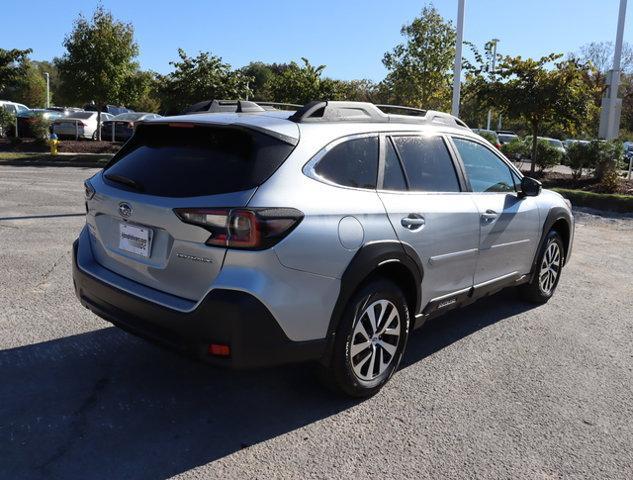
[113,113,144,121]
[103,123,295,197]
[70,112,96,119]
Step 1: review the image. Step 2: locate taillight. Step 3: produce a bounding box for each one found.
[174,208,303,250]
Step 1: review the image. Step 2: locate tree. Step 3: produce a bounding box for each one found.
[122,70,160,112]
[472,54,597,174]
[239,61,282,101]
[12,62,47,107]
[381,5,455,110]
[157,49,250,114]
[0,48,32,96]
[461,40,504,127]
[55,6,139,139]
[32,60,62,105]
[269,57,329,104]
[575,41,633,73]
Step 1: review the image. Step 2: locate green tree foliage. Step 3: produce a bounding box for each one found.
[32,60,63,105]
[381,5,456,110]
[472,54,597,173]
[55,6,140,138]
[157,49,250,114]
[268,58,329,104]
[12,62,47,107]
[0,48,32,95]
[122,70,160,112]
[241,60,377,104]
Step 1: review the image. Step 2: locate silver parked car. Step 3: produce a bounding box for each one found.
[52,111,114,140]
[73,101,574,397]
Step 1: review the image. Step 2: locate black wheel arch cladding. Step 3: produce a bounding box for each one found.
[322,241,423,362]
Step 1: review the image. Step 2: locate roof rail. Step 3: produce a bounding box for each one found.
[374,104,426,116]
[288,101,388,123]
[254,101,302,110]
[183,99,266,114]
[183,100,301,114]
[288,101,469,129]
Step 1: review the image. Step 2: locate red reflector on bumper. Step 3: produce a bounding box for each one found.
[208,343,230,356]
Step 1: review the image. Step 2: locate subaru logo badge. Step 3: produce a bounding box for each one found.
[118,202,132,218]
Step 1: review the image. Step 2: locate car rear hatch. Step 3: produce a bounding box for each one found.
[86,119,298,301]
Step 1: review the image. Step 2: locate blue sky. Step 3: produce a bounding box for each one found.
[1,0,631,80]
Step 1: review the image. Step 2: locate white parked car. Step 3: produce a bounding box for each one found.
[0,100,30,115]
[52,112,114,140]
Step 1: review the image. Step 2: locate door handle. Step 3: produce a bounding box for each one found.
[401,214,425,230]
[481,209,498,223]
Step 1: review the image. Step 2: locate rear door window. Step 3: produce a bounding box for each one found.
[104,124,295,197]
[314,136,378,189]
[382,138,407,191]
[391,135,460,192]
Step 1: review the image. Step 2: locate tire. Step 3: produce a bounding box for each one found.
[319,278,410,398]
[92,130,98,141]
[519,230,565,303]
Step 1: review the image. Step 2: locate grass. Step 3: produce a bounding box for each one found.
[0,152,111,167]
[553,188,633,213]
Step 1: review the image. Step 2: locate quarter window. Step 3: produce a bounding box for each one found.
[314,136,378,189]
[452,138,516,193]
[391,136,460,192]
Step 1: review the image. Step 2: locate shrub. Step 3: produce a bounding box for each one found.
[534,140,563,172]
[501,139,529,160]
[0,108,16,137]
[598,169,622,193]
[477,131,498,145]
[592,140,624,180]
[565,142,592,179]
[29,114,52,143]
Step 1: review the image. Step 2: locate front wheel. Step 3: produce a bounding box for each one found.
[319,278,410,397]
[519,230,564,303]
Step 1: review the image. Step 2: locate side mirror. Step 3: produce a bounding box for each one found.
[520,176,542,197]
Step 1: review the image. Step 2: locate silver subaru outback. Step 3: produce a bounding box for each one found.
[72,101,574,397]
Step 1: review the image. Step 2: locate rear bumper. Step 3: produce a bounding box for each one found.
[72,239,326,368]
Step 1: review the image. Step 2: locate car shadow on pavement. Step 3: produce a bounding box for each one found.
[0,289,535,480]
[402,288,536,369]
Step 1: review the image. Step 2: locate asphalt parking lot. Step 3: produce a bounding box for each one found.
[1,165,632,480]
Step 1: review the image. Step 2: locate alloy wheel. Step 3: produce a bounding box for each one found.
[539,241,561,294]
[350,299,401,381]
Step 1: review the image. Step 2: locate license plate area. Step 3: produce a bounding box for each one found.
[118,222,153,258]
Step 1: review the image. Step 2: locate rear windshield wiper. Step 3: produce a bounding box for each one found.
[104,173,145,192]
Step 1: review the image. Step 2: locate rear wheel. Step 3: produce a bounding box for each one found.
[519,230,564,303]
[320,278,410,397]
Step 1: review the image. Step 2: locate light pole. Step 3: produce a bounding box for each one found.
[44,72,50,108]
[599,0,627,139]
[451,0,465,117]
[486,39,499,130]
